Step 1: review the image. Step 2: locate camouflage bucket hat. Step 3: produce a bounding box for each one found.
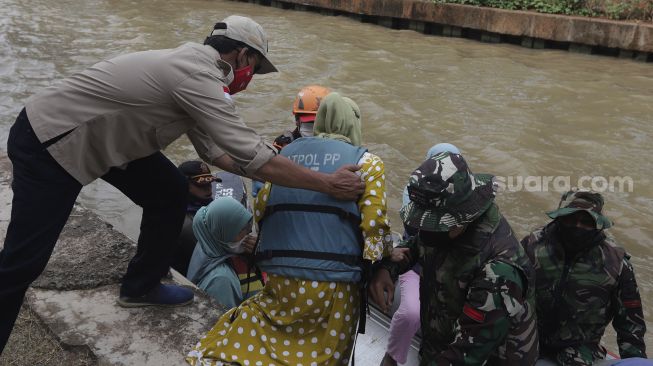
[546,189,612,229]
[400,152,496,232]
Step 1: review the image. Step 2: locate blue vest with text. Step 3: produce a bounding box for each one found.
[257,137,367,282]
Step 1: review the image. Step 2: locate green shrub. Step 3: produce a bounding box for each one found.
[430,0,652,20]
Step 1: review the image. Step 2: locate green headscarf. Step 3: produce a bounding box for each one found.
[313,92,362,146]
[192,197,252,258]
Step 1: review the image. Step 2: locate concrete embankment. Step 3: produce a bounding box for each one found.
[0,155,222,366]
[235,0,652,61]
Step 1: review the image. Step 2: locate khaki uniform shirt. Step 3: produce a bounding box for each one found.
[25,42,276,184]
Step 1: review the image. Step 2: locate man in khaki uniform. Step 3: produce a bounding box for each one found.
[0,15,363,353]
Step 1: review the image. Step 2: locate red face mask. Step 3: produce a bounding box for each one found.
[227,65,253,95]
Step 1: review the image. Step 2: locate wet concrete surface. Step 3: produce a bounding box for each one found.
[0,155,225,365]
[31,205,136,291]
[27,287,222,366]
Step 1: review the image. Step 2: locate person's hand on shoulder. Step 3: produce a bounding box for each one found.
[327,164,365,201]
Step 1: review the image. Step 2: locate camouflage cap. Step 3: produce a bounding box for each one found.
[546,189,612,229]
[400,152,496,232]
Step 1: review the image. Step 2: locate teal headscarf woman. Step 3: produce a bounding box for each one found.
[187,197,253,308]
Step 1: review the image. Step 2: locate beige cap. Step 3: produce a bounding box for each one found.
[210,15,278,74]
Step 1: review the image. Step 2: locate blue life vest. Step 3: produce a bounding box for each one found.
[256,137,367,282]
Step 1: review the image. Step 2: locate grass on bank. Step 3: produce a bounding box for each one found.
[0,304,96,366]
[432,0,653,21]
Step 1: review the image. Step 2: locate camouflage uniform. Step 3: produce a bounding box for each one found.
[521,190,647,365]
[378,152,539,366]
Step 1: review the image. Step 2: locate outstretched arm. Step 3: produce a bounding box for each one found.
[172,71,364,201]
[213,153,365,201]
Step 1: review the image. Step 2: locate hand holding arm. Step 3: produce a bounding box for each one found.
[390,248,412,266]
[369,267,395,314]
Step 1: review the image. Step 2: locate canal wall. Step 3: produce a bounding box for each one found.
[234,0,652,61]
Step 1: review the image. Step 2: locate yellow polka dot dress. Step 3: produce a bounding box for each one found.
[186,152,392,366]
[354,153,393,261]
[187,275,360,366]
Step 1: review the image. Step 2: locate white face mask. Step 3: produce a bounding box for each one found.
[299,123,314,137]
[225,237,246,254]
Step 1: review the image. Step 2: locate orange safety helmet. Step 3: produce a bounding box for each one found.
[292,85,331,123]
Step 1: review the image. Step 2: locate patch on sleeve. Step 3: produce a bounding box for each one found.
[223,86,232,101]
[623,299,642,308]
[463,303,486,323]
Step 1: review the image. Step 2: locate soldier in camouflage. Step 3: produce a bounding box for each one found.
[521,190,647,365]
[370,152,539,365]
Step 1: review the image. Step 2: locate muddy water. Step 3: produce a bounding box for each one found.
[1,0,652,355]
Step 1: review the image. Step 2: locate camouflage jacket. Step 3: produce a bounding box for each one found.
[521,223,647,365]
[382,204,539,365]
